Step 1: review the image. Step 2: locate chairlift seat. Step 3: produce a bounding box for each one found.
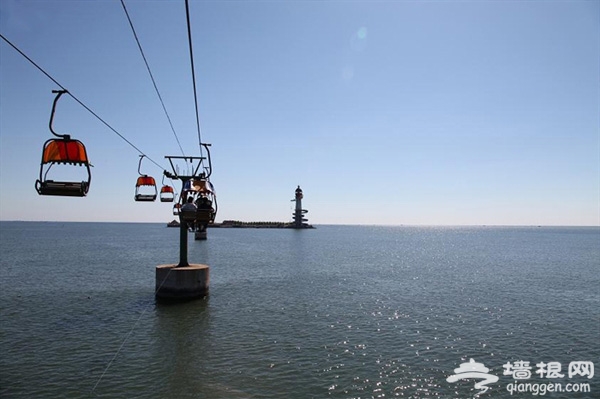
[196,209,213,224]
[36,180,89,197]
[179,209,213,224]
[179,209,197,222]
[135,193,157,202]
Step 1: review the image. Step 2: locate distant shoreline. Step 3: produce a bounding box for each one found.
[167,219,315,229]
[216,220,315,229]
[2,221,599,228]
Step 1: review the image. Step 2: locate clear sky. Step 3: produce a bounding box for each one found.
[1,0,598,225]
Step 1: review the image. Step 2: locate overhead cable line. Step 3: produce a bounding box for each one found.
[120,0,186,157]
[0,33,165,171]
[184,0,205,158]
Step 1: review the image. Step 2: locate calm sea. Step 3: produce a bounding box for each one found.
[0,222,598,398]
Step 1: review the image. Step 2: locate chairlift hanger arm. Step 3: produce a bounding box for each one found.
[201,143,212,178]
[164,155,206,179]
[138,154,149,176]
[192,157,203,177]
[49,90,70,139]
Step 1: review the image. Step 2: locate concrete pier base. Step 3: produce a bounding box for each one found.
[155,264,209,301]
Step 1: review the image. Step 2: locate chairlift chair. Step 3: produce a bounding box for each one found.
[164,151,218,227]
[160,185,174,202]
[35,90,91,197]
[159,176,175,202]
[134,155,157,202]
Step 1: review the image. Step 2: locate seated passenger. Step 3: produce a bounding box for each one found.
[181,197,197,230]
[181,196,197,212]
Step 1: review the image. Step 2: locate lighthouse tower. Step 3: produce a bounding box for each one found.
[292,185,309,228]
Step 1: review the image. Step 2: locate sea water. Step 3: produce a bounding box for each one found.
[0,222,598,398]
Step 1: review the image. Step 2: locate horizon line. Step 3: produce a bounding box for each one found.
[1,220,599,228]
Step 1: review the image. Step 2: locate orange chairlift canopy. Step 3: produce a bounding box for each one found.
[42,139,89,164]
[136,175,156,187]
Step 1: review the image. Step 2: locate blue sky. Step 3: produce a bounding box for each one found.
[1,0,598,225]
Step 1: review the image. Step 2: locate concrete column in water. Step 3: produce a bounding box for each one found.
[155,264,209,300]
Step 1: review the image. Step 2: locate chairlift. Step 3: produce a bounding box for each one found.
[164,150,218,230]
[181,178,217,226]
[35,90,91,197]
[134,155,157,201]
[159,176,175,202]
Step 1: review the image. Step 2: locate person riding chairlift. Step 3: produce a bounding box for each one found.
[181,196,197,230]
[194,194,213,233]
[195,194,212,210]
[182,196,196,211]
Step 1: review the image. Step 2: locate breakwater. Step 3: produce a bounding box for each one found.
[214,220,314,229]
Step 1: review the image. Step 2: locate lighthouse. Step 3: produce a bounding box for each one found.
[291,185,310,228]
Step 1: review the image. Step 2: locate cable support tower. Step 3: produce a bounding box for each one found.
[120,0,186,157]
[0,33,166,172]
[184,0,205,159]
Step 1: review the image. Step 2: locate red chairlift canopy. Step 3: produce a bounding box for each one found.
[136,175,156,187]
[42,138,90,165]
